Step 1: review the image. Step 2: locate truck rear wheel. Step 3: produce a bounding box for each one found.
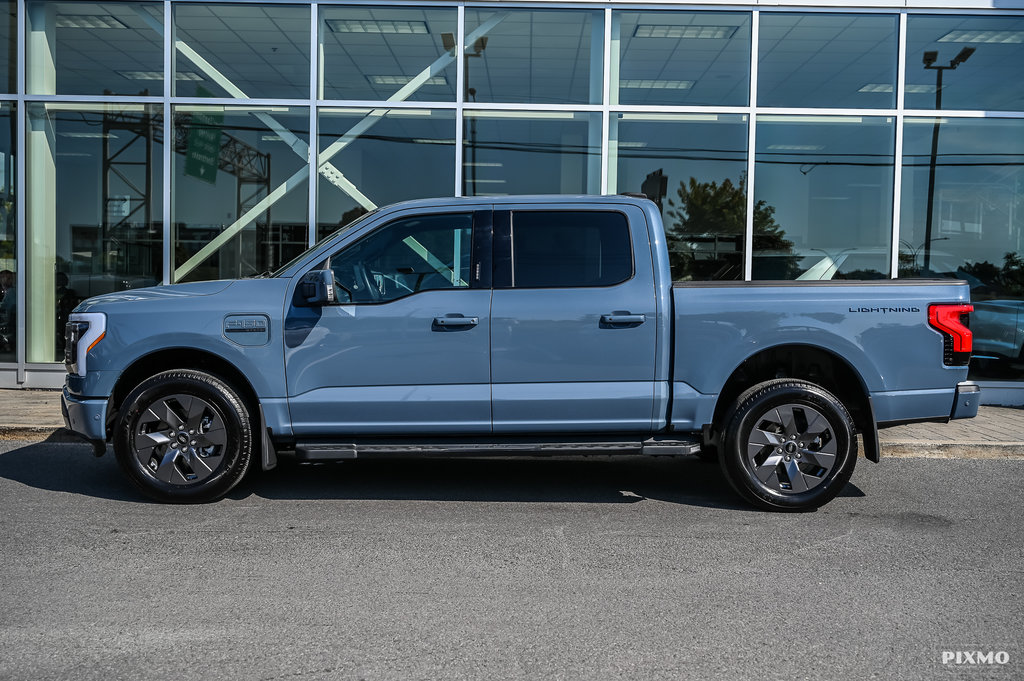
[114,370,253,503]
[720,379,857,511]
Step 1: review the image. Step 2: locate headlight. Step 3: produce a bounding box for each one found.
[65,312,106,376]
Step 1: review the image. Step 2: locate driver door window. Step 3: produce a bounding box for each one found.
[329,213,474,303]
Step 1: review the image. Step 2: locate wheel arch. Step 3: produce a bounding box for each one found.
[711,343,880,462]
[110,348,260,436]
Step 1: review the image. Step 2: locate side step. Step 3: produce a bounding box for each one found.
[292,436,701,461]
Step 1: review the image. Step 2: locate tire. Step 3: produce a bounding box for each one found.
[719,379,857,511]
[114,370,253,503]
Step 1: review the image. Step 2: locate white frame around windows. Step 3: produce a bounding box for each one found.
[1,0,1024,385]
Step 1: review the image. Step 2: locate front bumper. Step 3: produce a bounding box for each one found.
[61,386,108,441]
[950,382,980,420]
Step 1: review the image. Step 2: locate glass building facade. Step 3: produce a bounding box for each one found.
[0,1,1022,402]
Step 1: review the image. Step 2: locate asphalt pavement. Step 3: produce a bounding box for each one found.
[0,439,1022,681]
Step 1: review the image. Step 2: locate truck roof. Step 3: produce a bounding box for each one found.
[376,194,658,212]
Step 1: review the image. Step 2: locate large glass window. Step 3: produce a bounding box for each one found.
[0,0,15,93]
[464,9,604,105]
[320,7,457,102]
[906,15,1024,112]
[900,117,1024,380]
[753,116,894,280]
[26,2,163,96]
[614,12,750,107]
[463,111,601,196]
[173,3,310,99]
[27,103,163,363]
[328,213,472,304]
[172,105,308,282]
[317,108,455,240]
[0,102,13,363]
[758,13,898,109]
[510,211,632,288]
[612,113,748,281]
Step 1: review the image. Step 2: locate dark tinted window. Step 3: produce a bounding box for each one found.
[511,211,633,288]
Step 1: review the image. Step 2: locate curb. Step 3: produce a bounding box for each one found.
[879,441,1024,460]
[0,427,85,443]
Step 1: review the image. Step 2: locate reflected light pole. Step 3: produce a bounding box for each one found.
[452,36,487,196]
[922,46,974,272]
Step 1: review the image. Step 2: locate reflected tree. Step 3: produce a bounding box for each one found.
[664,175,798,281]
[959,252,1024,299]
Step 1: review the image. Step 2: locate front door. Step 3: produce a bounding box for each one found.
[285,209,492,436]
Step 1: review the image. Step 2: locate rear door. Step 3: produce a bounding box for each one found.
[489,204,658,432]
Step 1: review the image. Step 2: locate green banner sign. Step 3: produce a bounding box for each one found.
[184,89,223,184]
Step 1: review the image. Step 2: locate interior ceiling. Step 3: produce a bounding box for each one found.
[19,4,1024,110]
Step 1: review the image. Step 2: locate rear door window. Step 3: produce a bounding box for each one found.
[509,211,633,288]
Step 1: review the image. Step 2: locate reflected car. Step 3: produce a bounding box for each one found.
[971,300,1024,365]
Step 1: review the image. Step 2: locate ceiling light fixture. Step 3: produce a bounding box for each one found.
[56,15,128,29]
[119,71,204,81]
[59,132,118,139]
[857,83,940,93]
[633,25,738,39]
[767,144,825,151]
[620,79,693,90]
[326,19,428,34]
[369,75,446,86]
[938,29,1024,44]
[466,111,578,120]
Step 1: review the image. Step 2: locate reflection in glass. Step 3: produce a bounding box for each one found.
[615,12,750,107]
[758,13,898,109]
[906,15,1024,112]
[329,213,472,304]
[463,111,600,196]
[0,1,15,93]
[320,7,456,102]
[0,103,13,362]
[317,108,454,240]
[612,113,747,281]
[900,118,1024,380]
[464,9,604,104]
[753,116,894,280]
[174,3,310,99]
[27,103,163,362]
[26,1,163,96]
[173,105,308,282]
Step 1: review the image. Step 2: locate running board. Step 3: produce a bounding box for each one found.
[292,436,701,461]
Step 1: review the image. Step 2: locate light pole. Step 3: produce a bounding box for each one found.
[921,46,974,272]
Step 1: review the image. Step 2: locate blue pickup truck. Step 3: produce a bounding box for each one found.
[61,195,979,510]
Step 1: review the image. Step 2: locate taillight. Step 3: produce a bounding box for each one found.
[928,303,973,366]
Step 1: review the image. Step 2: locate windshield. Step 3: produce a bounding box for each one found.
[269,208,381,277]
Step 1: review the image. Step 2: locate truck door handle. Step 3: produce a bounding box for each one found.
[601,314,646,325]
[433,316,479,328]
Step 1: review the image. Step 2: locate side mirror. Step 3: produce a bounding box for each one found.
[295,269,346,307]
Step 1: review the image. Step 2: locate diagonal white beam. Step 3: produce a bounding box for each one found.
[174,13,507,281]
[134,6,370,249]
[175,40,356,198]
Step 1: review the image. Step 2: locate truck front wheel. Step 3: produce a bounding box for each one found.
[720,379,857,511]
[113,370,253,503]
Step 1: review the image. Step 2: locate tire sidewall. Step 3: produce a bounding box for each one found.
[721,381,856,511]
[114,371,252,503]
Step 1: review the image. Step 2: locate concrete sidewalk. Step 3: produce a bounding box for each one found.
[1,388,1022,458]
